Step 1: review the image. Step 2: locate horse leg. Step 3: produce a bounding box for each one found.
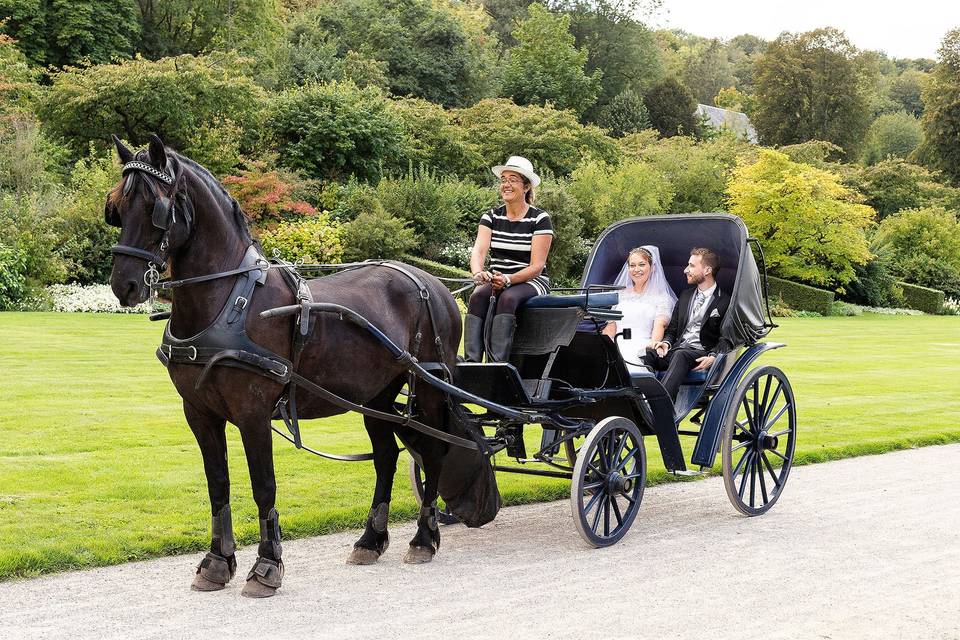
[184,401,237,592]
[237,419,284,598]
[346,417,400,565]
[403,431,445,564]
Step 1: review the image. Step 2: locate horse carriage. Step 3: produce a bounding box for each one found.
[107,136,796,597]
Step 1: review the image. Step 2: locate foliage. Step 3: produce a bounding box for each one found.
[778,140,845,168]
[898,281,945,314]
[401,254,470,278]
[46,284,159,313]
[453,98,620,180]
[257,212,344,264]
[0,0,139,68]
[852,159,960,219]
[181,118,246,178]
[0,34,40,113]
[222,163,318,224]
[136,0,285,65]
[594,90,650,138]
[556,1,662,119]
[634,135,751,213]
[341,208,417,262]
[861,112,923,165]
[0,190,69,295]
[643,78,699,138]
[875,206,960,298]
[267,81,405,183]
[829,301,862,316]
[0,113,66,195]
[766,275,835,315]
[727,150,874,289]
[387,98,482,178]
[0,240,26,309]
[307,0,497,108]
[676,38,736,106]
[568,158,672,236]
[54,152,122,285]
[941,297,960,316]
[918,29,960,185]
[843,251,904,308]
[535,180,585,280]
[38,55,268,159]
[714,86,755,116]
[888,69,927,118]
[751,28,874,158]
[502,4,601,115]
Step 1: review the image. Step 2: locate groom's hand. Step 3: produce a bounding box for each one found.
[692,355,715,371]
[654,341,669,357]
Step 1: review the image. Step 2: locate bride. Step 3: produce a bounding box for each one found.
[602,245,677,374]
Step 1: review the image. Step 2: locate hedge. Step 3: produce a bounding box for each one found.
[767,276,835,315]
[898,282,945,314]
[402,255,470,279]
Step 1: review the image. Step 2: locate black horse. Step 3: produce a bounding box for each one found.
[105,135,500,597]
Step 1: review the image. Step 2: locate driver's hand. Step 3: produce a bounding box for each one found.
[491,271,506,291]
[692,355,715,371]
[655,341,669,357]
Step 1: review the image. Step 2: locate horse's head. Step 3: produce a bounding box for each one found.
[105,134,194,306]
[437,438,501,528]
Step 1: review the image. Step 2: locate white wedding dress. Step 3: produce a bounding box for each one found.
[611,291,673,374]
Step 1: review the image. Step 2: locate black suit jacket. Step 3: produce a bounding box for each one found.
[662,286,733,355]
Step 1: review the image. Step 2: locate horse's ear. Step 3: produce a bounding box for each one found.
[148,134,168,170]
[112,134,134,164]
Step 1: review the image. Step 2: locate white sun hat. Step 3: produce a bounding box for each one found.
[491,155,541,188]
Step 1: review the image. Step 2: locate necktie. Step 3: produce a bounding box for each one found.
[692,291,706,317]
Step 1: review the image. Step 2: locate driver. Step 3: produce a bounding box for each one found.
[642,247,733,400]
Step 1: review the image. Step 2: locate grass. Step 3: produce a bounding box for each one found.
[0,312,958,579]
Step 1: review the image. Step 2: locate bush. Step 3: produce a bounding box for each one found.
[861,112,924,166]
[843,252,904,308]
[644,78,699,138]
[257,213,344,264]
[535,181,586,282]
[387,98,481,179]
[223,163,318,225]
[767,276,835,315]
[0,241,27,310]
[875,206,960,298]
[267,81,405,182]
[898,281,945,314]
[182,118,246,178]
[569,158,673,237]
[941,297,960,315]
[830,301,863,316]
[853,159,960,219]
[0,191,69,292]
[39,55,268,160]
[46,284,160,314]
[453,99,620,181]
[341,209,417,262]
[401,255,470,279]
[595,90,651,138]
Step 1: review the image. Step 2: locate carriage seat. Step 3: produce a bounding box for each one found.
[521,292,619,309]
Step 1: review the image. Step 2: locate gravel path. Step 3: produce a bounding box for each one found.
[2,444,958,640]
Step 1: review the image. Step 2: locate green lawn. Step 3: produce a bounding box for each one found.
[0,312,958,579]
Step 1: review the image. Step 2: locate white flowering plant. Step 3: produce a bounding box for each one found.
[941,297,960,316]
[47,284,167,314]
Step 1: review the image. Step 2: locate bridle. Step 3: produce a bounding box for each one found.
[110,160,183,287]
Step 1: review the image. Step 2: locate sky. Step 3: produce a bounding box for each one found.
[647,0,960,60]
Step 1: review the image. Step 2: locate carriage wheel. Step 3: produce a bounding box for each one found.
[570,417,646,547]
[408,458,460,525]
[721,365,797,516]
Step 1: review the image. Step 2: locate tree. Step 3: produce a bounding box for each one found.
[0,34,40,114]
[875,206,960,297]
[751,28,874,158]
[0,0,139,68]
[502,4,601,115]
[888,69,927,117]
[308,0,497,108]
[726,34,767,92]
[861,112,923,165]
[569,158,673,235]
[481,0,534,47]
[852,159,960,218]
[726,149,874,289]
[267,81,405,183]
[918,28,960,185]
[643,78,698,137]
[387,98,482,178]
[38,55,268,160]
[677,38,736,105]
[595,89,650,137]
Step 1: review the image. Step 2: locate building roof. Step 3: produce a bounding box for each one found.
[696,104,758,143]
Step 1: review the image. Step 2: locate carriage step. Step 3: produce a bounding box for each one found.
[671,469,707,477]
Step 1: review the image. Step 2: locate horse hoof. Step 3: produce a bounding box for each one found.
[241,579,278,598]
[403,546,435,564]
[346,547,381,565]
[191,574,226,592]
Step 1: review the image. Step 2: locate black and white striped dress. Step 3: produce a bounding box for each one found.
[479,204,554,296]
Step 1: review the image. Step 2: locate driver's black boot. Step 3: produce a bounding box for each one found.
[487,314,516,363]
[464,313,485,362]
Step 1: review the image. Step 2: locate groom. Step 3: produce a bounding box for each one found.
[642,247,732,402]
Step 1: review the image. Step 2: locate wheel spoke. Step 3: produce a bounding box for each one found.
[614,445,639,473]
[758,375,772,425]
[752,379,760,432]
[749,453,757,507]
[582,480,604,491]
[742,395,755,432]
[767,420,792,438]
[603,495,611,536]
[766,448,790,463]
[765,403,790,432]
[621,492,637,505]
[737,451,754,498]
[610,495,624,527]
[761,452,782,489]
[734,419,751,435]
[622,471,644,481]
[730,440,751,452]
[612,431,628,466]
[760,382,784,428]
[584,486,605,515]
[587,461,604,478]
[590,492,605,533]
[732,445,753,478]
[756,452,769,504]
